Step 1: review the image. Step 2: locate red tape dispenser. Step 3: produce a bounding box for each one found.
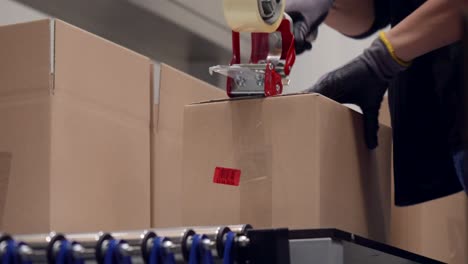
[210,0,296,97]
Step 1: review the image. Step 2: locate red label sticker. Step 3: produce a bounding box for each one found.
[213,167,241,186]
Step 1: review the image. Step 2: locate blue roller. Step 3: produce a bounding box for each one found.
[1,239,31,264]
[188,235,213,264]
[148,237,175,264]
[222,232,236,264]
[104,240,132,264]
[55,240,85,264]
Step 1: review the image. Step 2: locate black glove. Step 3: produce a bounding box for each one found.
[289,12,312,54]
[286,0,333,54]
[307,33,410,149]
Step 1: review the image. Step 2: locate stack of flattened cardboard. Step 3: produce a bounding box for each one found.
[0,19,225,233]
[180,94,393,243]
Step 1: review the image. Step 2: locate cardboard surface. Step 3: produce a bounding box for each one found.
[152,64,225,227]
[0,152,12,227]
[0,19,152,233]
[390,194,468,264]
[380,96,468,264]
[419,193,467,264]
[182,93,392,242]
[0,20,52,232]
[51,20,152,232]
[379,96,391,127]
[0,19,51,97]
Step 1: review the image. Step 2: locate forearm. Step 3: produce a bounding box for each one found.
[386,0,462,61]
[324,0,375,36]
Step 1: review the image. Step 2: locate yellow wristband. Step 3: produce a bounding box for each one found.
[379,31,411,67]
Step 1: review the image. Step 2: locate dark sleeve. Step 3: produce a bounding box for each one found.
[345,0,391,39]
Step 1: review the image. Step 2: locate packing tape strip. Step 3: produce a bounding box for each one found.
[223,0,284,32]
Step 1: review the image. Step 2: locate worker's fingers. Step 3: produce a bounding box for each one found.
[306,67,346,103]
[295,41,312,55]
[293,19,313,55]
[305,56,385,150]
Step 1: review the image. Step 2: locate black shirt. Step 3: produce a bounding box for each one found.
[358,0,464,205]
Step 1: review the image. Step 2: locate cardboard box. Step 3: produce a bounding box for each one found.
[0,152,12,228]
[181,94,392,242]
[380,97,468,264]
[379,96,391,127]
[390,193,468,264]
[151,64,225,227]
[0,19,153,233]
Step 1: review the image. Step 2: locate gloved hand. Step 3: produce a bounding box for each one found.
[286,0,334,54]
[306,32,411,149]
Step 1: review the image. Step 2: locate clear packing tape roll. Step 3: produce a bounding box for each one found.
[223,0,285,33]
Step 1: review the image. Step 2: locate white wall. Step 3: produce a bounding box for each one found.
[287,25,376,93]
[0,0,47,25]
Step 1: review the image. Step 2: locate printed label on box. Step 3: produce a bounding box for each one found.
[213,167,241,186]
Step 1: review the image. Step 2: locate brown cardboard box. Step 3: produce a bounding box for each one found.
[152,64,225,227]
[181,93,392,242]
[380,97,468,264]
[379,96,391,127]
[0,19,152,233]
[0,152,12,227]
[390,194,468,264]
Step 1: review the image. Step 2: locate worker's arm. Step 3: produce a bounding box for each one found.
[386,0,461,61]
[306,0,462,149]
[325,0,376,36]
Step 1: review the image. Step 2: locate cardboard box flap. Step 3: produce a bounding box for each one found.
[54,20,153,121]
[189,92,311,105]
[0,19,51,98]
[189,93,391,129]
[156,64,225,134]
[189,93,349,109]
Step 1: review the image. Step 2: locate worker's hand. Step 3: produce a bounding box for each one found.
[306,32,410,149]
[286,0,333,54]
[288,12,312,54]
